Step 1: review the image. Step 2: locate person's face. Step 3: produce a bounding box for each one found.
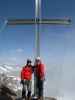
[28,62,31,66]
[35,60,41,65]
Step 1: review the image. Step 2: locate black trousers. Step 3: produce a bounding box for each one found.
[21,80,31,98]
[36,78,44,97]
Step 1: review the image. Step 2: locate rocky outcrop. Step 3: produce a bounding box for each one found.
[0,73,21,100]
[0,85,17,100]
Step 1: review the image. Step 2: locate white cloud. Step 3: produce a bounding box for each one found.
[16,48,24,53]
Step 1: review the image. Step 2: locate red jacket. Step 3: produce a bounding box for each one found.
[36,63,45,79]
[21,65,32,80]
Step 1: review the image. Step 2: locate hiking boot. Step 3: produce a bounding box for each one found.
[22,93,26,99]
[27,96,32,100]
[38,96,43,100]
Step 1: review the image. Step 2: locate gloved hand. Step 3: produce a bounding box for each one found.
[41,77,46,81]
[20,80,23,84]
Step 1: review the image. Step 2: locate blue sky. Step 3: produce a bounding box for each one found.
[0,0,75,98]
[0,0,74,65]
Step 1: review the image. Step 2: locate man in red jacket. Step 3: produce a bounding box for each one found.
[21,59,33,99]
[34,57,45,100]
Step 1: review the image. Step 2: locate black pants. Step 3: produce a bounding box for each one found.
[22,80,31,98]
[36,78,44,97]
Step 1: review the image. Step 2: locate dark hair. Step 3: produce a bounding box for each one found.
[27,59,32,64]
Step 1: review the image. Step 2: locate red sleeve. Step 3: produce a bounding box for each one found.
[21,67,24,80]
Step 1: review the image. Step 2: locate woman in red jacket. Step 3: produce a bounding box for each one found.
[21,59,33,100]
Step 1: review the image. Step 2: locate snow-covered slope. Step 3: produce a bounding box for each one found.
[0,64,20,74]
[0,65,10,73]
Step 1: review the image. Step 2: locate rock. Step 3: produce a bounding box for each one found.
[0,84,17,100]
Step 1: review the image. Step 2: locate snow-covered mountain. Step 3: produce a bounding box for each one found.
[2,64,14,70]
[0,64,21,74]
[0,65,9,73]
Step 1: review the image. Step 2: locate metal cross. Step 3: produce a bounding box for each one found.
[6,0,71,96]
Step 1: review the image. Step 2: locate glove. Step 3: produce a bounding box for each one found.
[41,77,45,81]
[20,80,23,84]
